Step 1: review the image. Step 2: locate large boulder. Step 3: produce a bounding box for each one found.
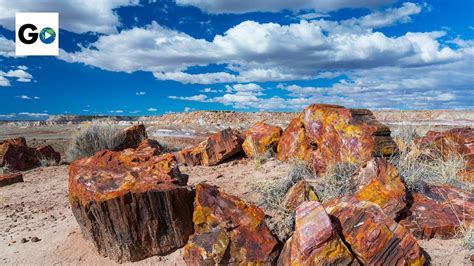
[176,128,243,166]
[277,104,397,174]
[278,201,356,265]
[242,122,282,158]
[350,158,407,219]
[0,137,38,171]
[68,140,194,263]
[415,127,474,181]
[183,183,279,265]
[114,124,148,151]
[326,199,425,265]
[400,182,474,240]
[0,172,24,187]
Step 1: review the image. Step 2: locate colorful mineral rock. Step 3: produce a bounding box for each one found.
[278,201,356,265]
[351,158,407,219]
[400,182,474,239]
[68,140,193,263]
[176,128,243,166]
[114,124,148,151]
[326,199,425,265]
[283,180,319,211]
[277,104,398,174]
[183,183,279,265]
[242,122,282,158]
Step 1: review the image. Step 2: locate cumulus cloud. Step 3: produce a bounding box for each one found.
[16,95,40,100]
[136,91,146,95]
[0,0,139,34]
[0,35,15,57]
[147,107,157,111]
[0,67,34,86]
[175,0,396,14]
[60,5,462,85]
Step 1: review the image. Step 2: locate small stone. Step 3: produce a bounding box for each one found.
[31,236,40,242]
[20,238,28,243]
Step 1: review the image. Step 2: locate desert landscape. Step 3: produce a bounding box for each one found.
[0,106,473,265]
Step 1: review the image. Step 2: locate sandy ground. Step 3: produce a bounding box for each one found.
[0,160,472,265]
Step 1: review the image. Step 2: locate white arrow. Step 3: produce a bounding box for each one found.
[45,31,52,39]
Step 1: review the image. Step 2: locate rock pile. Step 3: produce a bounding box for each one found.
[0,137,60,171]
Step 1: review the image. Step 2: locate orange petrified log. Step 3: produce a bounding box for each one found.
[242,122,282,158]
[68,139,194,263]
[326,199,425,265]
[278,201,356,265]
[277,104,397,174]
[400,182,474,240]
[183,183,279,265]
[176,128,243,166]
[0,173,24,187]
[415,127,474,182]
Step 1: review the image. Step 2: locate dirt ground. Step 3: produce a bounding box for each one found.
[0,159,471,265]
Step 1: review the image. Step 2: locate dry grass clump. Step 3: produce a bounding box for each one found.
[38,156,60,167]
[255,160,312,242]
[0,163,11,174]
[67,123,126,162]
[389,126,470,192]
[311,162,359,203]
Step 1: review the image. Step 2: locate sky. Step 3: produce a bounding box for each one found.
[0,0,473,120]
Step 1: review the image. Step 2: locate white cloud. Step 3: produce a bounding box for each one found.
[18,112,49,118]
[169,94,208,101]
[0,66,34,85]
[136,91,146,95]
[109,110,124,113]
[16,95,40,100]
[175,0,395,14]
[0,35,14,57]
[61,12,463,85]
[0,0,139,34]
[184,107,195,112]
[355,2,422,28]
[147,107,157,111]
[0,113,15,118]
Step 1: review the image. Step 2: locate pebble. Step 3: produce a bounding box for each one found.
[20,238,28,243]
[31,236,40,242]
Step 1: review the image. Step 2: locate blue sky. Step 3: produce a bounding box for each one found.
[0,0,473,120]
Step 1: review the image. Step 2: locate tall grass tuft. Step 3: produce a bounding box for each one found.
[67,124,126,162]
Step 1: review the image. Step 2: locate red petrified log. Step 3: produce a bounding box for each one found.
[69,140,193,263]
[0,173,24,187]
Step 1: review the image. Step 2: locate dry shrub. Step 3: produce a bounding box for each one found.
[255,160,312,242]
[311,162,359,203]
[389,128,470,192]
[0,163,11,174]
[38,155,60,167]
[67,123,126,162]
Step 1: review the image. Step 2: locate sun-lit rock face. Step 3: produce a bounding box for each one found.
[350,158,407,219]
[278,201,356,265]
[68,139,194,263]
[400,182,474,240]
[326,199,425,265]
[183,183,279,265]
[277,104,397,174]
[242,122,282,158]
[176,128,243,166]
[415,127,474,181]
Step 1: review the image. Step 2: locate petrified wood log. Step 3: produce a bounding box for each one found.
[69,142,194,263]
[0,137,39,171]
[0,173,24,187]
[283,180,319,211]
[183,183,279,265]
[242,122,282,158]
[350,158,407,219]
[400,182,474,239]
[278,201,356,265]
[114,124,148,151]
[277,104,398,174]
[415,127,474,181]
[176,128,243,166]
[326,199,425,265]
